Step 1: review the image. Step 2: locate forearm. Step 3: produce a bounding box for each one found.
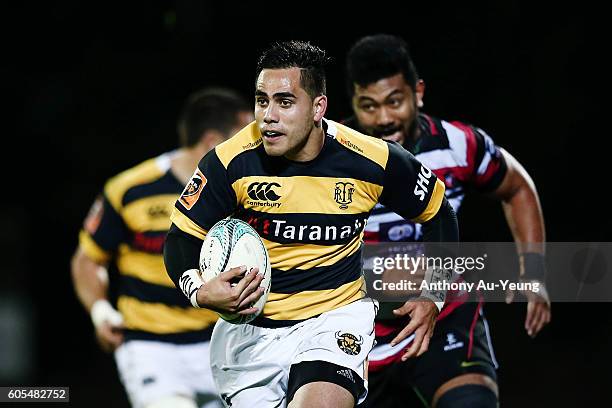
[70,247,108,312]
[421,197,459,243]
[163,224,203,289]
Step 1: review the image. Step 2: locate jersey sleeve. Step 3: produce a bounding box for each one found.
[79,193,128,264]
[170,148,237,239]
[379,141,446,223]
[455,122,508,192]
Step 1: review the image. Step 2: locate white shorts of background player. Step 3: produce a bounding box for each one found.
[115,340,222,408]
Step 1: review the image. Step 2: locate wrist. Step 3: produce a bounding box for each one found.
[179,269,205,308]
[520,252,546,281]
[415,295,444,313]
[419,267,450,312]
[90,299,123,328]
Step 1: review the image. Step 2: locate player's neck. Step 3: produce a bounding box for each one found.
[170,147,209,184]
[404,120,422,151]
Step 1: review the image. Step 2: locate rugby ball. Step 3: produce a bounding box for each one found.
[199,218,271,324]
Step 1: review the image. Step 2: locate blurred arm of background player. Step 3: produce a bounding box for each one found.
[494,149,551,337]
[71,249,124,352]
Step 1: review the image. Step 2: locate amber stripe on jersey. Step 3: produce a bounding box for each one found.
[118,296,217,334]
[121,194,176,232]
[413,178,446,223]
[263,277,366,321]
[233,176,382,214]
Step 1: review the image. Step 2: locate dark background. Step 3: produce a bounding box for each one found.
[2,1,609,406]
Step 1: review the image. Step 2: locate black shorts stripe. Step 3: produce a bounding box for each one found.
[118,274,191,308]
[249,315,312,328]
[288,361,364,404]
[270,249,363,293]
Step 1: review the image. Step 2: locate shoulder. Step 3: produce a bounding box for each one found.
[326,119,390,169]
[104,153,171,210]
[214,121,262,168]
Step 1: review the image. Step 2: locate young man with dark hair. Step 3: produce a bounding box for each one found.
[71,87,252,408]
[164,40,459,408]
[344,34,550,408]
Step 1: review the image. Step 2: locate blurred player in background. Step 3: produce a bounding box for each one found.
[164,40,459,408]
[71,87,252,408]
[344,34,550,407]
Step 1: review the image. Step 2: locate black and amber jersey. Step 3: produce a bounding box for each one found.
[171,120,445,326]
[80,153,217,343]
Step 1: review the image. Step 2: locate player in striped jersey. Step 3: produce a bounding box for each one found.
[71,88,252,408]
[164,41,459,408]
[345,34,550,407]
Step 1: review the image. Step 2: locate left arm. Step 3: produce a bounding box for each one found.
[493,148,550,337]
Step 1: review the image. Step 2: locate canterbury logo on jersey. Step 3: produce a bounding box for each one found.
[247,216,368,243]
[246,182,282,209]
[414,165,433,201]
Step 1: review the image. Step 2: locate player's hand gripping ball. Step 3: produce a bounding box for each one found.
[199,218,271,323]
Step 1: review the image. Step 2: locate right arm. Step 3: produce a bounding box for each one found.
[71,195,125,352]
[164,150,264,314]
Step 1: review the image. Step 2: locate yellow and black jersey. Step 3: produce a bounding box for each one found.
[171,120,445,326]
[80,152,217,342]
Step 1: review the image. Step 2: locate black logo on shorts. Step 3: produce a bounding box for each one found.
[221,394,232,407]
[142,376,156,385]
[247,182,281,201]
[335,331,363,355]
[334,182,355,210]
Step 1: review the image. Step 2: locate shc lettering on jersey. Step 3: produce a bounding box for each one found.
[414,165,433,201]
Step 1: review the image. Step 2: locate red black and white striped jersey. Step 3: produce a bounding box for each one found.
[344,113,507,370]
[356,113,507,243]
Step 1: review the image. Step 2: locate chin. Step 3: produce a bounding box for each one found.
[262,144,286,157]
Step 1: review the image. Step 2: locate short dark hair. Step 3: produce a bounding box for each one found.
[345,34,419,98]
[255,40,330,99]
[177,87,250,147]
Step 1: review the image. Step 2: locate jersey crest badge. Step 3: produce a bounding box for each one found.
[179,169,207,210]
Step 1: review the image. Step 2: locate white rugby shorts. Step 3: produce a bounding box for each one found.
[115,340,222,408]
[209,298,378,407]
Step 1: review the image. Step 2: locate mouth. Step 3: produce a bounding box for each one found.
[372,126,403,142]
[261,130,285,142]
[381,131,403,142]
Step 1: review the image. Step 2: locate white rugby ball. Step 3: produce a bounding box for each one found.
[199,218,271,324]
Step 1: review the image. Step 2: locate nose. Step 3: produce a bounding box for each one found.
[263,103,279,124]
[375,106,394,127]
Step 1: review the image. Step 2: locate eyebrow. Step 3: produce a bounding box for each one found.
[357,89,404,102]
[255,90,297,99]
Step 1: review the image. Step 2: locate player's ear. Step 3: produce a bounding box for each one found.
[313,95,327,122]
[416,79,425,108]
